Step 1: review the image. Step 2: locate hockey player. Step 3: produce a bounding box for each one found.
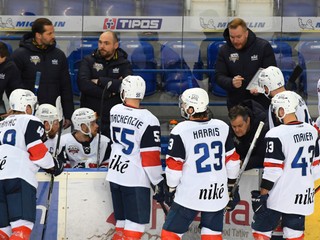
[106,75,164,240]
[251,91,319,240]
[257,66,313,128]
[35,103,60,155]
[58,107,110,168]
[161,87,241,240]
[0,89,63,240]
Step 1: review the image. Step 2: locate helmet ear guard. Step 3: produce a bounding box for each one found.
[71,108,97,137]
[9,89,38,114]
[271,91,299,122]
[179,88,209,120]
[35,104,59,133]
[120,75,146,103]
[258,66,284,97]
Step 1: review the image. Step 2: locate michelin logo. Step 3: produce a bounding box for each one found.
[103,18,162,30]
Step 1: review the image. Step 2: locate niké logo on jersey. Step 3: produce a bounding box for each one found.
[109,154,129,173]
[0,155,7,170]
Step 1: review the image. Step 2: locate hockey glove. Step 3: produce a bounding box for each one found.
[45,157,64,176]
[226,185,240,212]
[153,179,165,203]
[164,181,176,207]
[251,190,269,214]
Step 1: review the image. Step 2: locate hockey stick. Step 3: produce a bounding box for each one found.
[41,96,63,240]
[97,82,112,168]
[231,121,265,197]
[34,71,41,95]
[286,65,303,91]
[288,65,303,84]
[150,184,168,216]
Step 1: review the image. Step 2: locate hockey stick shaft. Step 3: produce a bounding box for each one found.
[34,71,41,95]
[231,121,265,196]
[288,65,303,83]
[150,184,168,216]
[97,83,111,167]
[42,97,63,240]
[41,174,54,240]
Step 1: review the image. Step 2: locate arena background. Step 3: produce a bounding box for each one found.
[1,0,320,239]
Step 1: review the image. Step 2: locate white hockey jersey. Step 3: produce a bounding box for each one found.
[45,135,58,156]
[268,91,313,128]
[263,121,318,215]
[59,133,110,168]
[106,104,163,188]
[0,114,54,188]
[165,119,240,212]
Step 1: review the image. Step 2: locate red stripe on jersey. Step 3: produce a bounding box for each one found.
[225,151,240,164]
[28,143,48,161]
[312,159,320,166]
[264,162,284,169]
[141,151,161,167]
[166,157,183,171]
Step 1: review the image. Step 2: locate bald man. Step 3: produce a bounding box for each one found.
[77,31,133,141]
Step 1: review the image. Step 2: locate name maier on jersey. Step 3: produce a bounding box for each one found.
[251,91,319,240]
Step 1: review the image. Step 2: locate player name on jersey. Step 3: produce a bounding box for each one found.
[110,113,143,129]
[293,132,314,143]
[193,127,220,139]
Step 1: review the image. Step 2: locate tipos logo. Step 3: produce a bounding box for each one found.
[103,18,162,30]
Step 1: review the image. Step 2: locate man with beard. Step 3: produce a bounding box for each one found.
[215,18,276,110]
[11,18,74,129]
[58,107,110,168]
[77,30,132,142]
[35,103,61,155]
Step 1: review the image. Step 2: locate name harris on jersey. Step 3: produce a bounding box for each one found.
[193,127,220,139]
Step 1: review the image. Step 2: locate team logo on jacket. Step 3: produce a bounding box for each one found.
[251,55,258,61]
[113,68,119,74]
[30,56,40,65]
[52,59,58,65]
[229,53,239,63]
[0,73,5,80]
[93,63,103,72]
[68,145,79,154]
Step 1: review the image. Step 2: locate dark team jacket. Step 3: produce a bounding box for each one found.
[77,48,132,137]
[0,58,23,101]
[215,28,277,110]
[11,33,74,120]
[230,99,269,170]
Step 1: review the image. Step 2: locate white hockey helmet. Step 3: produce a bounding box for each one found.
[258,66,284,97]
[35,104,59,133]
[120,75,146,103]
[179,87,209,119]
[271,91,299,122]
[9,89,37,114]
[72,108,96,137]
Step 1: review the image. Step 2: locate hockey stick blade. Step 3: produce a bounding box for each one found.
[231,121,265,197]
[288,65,303,83]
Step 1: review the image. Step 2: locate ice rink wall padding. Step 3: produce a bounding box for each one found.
[32,169,319,240]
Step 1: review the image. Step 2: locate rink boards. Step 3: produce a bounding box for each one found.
[31,169,320,240]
